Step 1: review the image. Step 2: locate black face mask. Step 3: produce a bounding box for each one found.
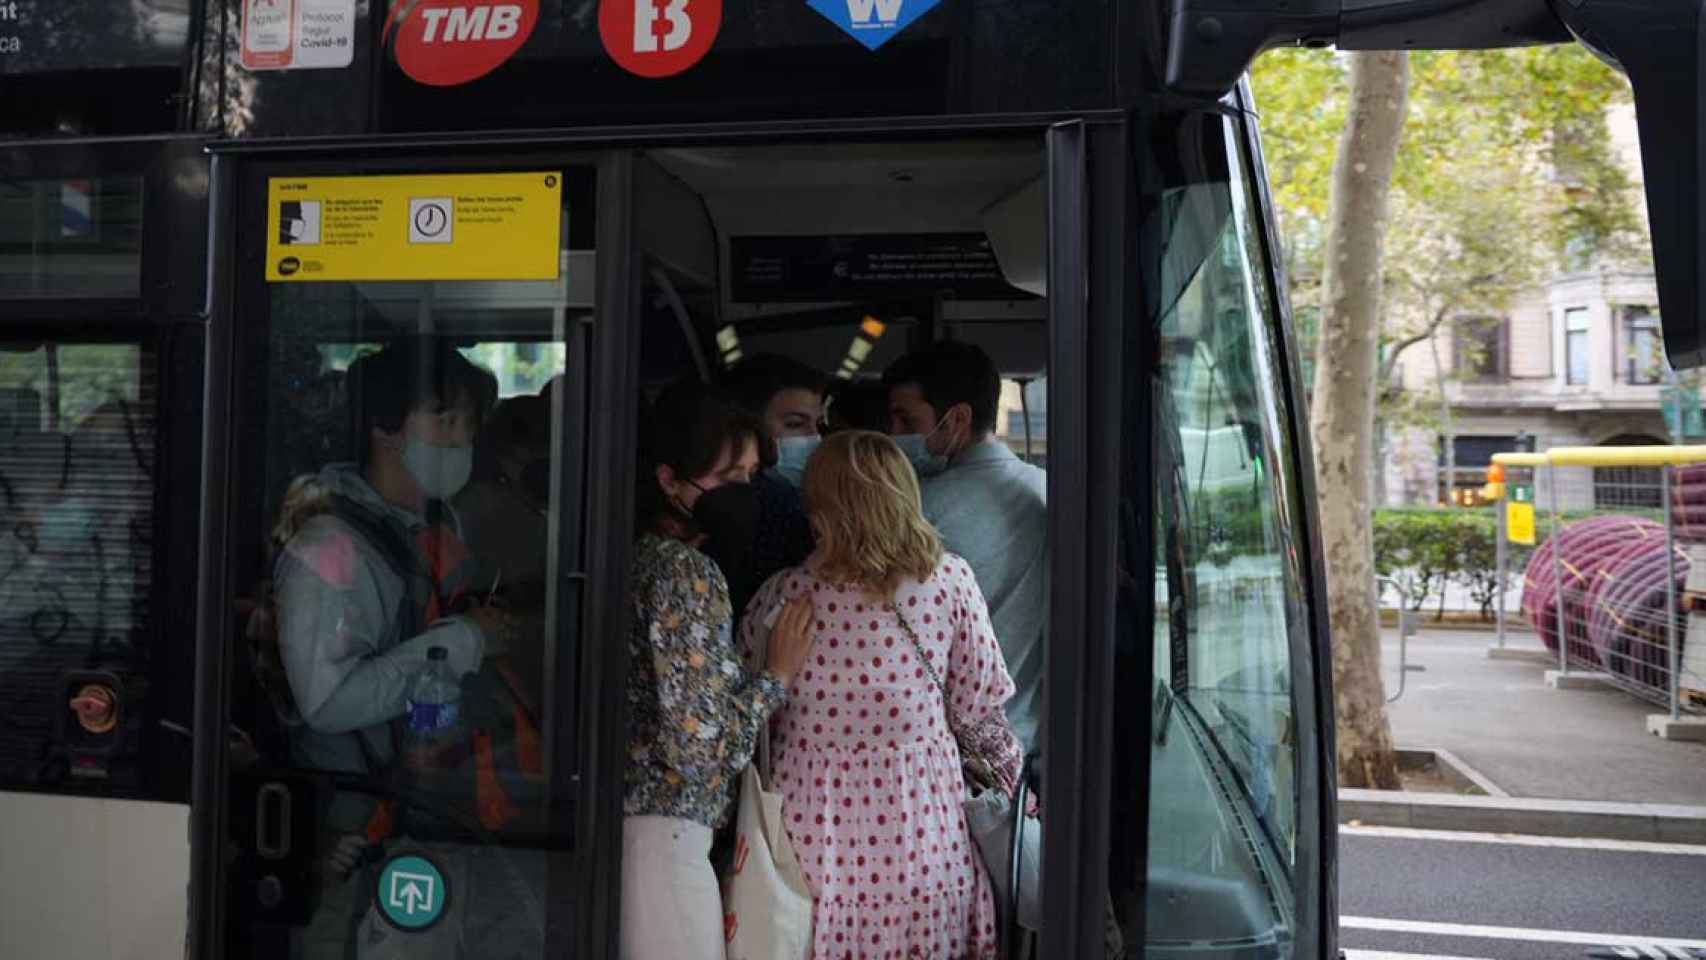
[689,482,760,612]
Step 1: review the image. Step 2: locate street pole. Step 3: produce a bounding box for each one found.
[1550,462,1568,674]
[1664,464,1681,720]
[1496,487,1508,648]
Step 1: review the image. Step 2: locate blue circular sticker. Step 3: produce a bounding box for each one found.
[375,853,450,932]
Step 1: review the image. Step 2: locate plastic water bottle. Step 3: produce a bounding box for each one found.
[403,646,464,772]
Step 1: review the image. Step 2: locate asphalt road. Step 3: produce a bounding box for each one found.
[1340,826,1706,960]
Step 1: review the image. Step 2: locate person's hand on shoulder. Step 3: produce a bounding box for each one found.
[765,596,817,685]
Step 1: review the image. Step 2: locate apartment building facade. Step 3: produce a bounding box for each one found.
[1382,104,1678,511]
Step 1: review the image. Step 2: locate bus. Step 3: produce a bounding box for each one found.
[1,1,1702,958]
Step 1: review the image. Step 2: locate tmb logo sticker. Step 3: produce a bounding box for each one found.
[600,0,721,78]
[384,0,539,86]
[806,0,938,51]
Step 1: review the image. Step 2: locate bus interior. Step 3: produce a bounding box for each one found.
[203,127,1304,957]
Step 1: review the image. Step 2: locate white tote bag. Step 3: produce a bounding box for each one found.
[720,758,814,960]
[723,604,813,960]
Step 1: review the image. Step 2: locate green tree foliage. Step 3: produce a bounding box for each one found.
[1252,46,1643,394]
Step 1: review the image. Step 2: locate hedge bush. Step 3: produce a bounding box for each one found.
[1373,508,1534,620]
[1184,495,1535,620]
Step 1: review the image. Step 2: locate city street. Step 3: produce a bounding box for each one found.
[1381,629,1706,804]
[1341,825,1706,960]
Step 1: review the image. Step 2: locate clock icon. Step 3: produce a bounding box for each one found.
[408,197,454,244]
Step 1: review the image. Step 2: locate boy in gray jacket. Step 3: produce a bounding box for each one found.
[267,341,519,957]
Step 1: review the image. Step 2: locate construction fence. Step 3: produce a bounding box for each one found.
[1493,446,1706,719]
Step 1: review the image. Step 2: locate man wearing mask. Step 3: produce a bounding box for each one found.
[884,341,1047,748]
[717,354,824,618]
[269,340,514,955]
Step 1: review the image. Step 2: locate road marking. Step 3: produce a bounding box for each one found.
[1344,951,1494,960]
[1341,824,1706,856]
[1342,916,1706,950]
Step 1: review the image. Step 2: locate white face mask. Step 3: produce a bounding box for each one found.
[402,438,473,500]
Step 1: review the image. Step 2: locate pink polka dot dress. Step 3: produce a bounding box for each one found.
[740,554,1021,960]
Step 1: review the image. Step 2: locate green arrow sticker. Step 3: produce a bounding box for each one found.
[375,853,449,932]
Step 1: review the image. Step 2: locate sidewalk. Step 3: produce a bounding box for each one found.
[1380,628,1706,805]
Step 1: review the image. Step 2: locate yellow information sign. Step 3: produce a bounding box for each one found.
[266,172,561,282]
[1507,500,1536,546]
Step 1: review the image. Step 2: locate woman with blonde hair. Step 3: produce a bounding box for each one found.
[740,430,1023,959]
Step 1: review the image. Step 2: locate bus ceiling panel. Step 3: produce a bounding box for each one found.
[636,157,717,290]
[738,322,915,381]
[981,175,1047,297]
[679,146,1044,240]
[1164,0,1568,98]
[648,143,1044,194]
[668,142,1040,259]
[707,187,1014,239]
[942,320,1048,378]
[940,299,1048,323]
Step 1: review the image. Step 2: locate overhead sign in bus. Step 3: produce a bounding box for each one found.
[241,0,356,71]
[264,172,562,282]
[730,233,1022,302]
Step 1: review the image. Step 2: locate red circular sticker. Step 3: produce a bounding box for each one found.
[385,0,540,87]
[599,0,721,78]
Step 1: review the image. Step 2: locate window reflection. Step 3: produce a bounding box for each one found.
[0,178,144,299]
[1136,119,1306,959]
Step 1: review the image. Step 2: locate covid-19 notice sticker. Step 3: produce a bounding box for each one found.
[599,0,721,78]
[242,0,357,71]
[384,0,540,86]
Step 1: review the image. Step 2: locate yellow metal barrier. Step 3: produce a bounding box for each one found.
[1493,446,1706,468]
[1490,452,1548,468]
[1485,442,1706,722]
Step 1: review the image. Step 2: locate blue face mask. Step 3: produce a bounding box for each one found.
[893,426,950,478]
[770,435,821,488]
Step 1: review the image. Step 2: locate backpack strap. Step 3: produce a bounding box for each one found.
[324,493,442,643]
[322,494,446,779]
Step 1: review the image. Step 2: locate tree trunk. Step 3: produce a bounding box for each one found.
[1432,333,1456,508]
[1309,51,1409,791]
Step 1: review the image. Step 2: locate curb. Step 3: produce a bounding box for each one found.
[1396,746,1509,797]
[1338,790,1706,844]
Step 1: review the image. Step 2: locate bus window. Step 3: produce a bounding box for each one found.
[0,178,144,299]
[0,341,157,788]
[220,166,592,958]
[1128,116,1308,956]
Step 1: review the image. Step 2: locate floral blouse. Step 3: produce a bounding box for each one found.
[625,533,788,828]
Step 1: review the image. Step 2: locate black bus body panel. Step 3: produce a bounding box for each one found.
[0,133,209,804]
